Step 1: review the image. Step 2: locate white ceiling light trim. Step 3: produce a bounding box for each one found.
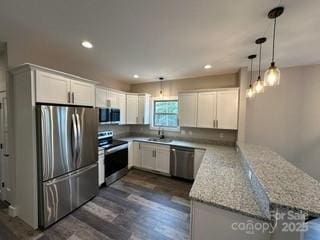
[204,64,212,69]
[81,41,93,49]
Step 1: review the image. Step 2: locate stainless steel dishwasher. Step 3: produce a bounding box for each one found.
[170,146,194,180]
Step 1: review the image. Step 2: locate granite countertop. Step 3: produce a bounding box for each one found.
[118,135,269,221]
[238,143,320,217]
[189,145,269,221]
[118,135,320,220]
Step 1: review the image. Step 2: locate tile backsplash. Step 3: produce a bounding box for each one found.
[98,124,130,136]
[98,124,237,145]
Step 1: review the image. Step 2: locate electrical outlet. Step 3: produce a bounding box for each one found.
[181,130,186,135]
[219,133,224,138]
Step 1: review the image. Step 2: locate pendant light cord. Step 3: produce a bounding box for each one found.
[272,17,276,62]
[250,59,253,85]
[258,43,262,77]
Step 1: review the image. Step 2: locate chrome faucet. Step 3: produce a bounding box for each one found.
[158,127,165,139]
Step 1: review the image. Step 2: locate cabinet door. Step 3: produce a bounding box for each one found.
[98,151,105,186]
[155,145,170,174]
[36,70,70,104]
[140,143,156,170]
[107,91,119,108]
[194,149,205,178]
[179,93,198,127]
[118,93,126,125]
[216,90,239,130]
[70,80,95,106]
[197,92,216,128]
[137,95,145,124]
[95,88,108,108]
[133,142,141,167]
[126,94,139,124]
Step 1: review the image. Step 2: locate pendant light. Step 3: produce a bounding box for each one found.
[159,77,164,98]
[254,37,267,93]
[264,7,284,87]
[246,54,257,98]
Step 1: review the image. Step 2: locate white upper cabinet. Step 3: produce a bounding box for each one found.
[138,94,150,124]
[107,90,119,108]
[216,90,239,130]
[126,94,139,124]
[179,93,198,127]
[118,93,126,125]
[70,80,95,106]
[126,93,150,125]
[35,70,95,106]
[179,89,239,130]
[36,70,70,105]
[197,92,217,128]
[95,88,108,108]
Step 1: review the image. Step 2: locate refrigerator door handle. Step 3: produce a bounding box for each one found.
[76,113,81,168]
[72,113,78,167]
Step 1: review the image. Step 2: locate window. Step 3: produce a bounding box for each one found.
[153,99,179,128]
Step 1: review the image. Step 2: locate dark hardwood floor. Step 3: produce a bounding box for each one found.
[0,169,192,240]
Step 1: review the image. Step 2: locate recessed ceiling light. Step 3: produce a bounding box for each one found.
[82,41,93,49]
[133,74,139,79]
[204,64,212,69]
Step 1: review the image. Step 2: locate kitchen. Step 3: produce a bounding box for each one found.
[1,1,320,240]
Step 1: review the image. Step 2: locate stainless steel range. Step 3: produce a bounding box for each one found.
[98,131,128,185]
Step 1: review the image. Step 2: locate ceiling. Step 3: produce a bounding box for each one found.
[0,0,320,84]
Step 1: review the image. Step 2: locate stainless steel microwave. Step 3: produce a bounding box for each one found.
[99,108,120,124]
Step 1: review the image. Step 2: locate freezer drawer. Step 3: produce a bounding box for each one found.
[40,164,98,228]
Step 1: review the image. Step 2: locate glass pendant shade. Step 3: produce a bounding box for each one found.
[264,62,280,86]
[254,77,264,93]
[246,85,255,98]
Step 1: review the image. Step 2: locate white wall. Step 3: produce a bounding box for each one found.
[246,64,320,180]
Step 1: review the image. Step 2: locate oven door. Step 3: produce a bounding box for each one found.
[110,108,120,123]
[99,108,111,124]
[105,144,128,184]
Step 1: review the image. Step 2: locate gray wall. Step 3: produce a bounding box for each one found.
[130,73,239,97]
[245,64,320,180]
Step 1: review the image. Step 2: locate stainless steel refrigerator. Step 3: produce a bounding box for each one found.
[36,105,98,228]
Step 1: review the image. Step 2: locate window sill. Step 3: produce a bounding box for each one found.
[149,126,180,132]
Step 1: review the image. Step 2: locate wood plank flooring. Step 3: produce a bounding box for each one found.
[0,169,192,240]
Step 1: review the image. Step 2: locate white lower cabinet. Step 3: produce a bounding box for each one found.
[141,143,156,170]
[98,149,105,186]
[194,149,205,177]
[133,142,142,167]
[134,142,170,174]
[155,145,170,174]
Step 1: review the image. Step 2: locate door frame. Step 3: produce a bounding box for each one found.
[0,91,8,201]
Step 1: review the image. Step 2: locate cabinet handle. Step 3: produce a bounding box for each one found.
[154,150,156,158]
[216,120,218,128]
[136,116,138,123]
[72,92,75,103]
[139,143,141,150]
[68,92,71,103]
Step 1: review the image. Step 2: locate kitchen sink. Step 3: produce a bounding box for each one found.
[148,137,173,143]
